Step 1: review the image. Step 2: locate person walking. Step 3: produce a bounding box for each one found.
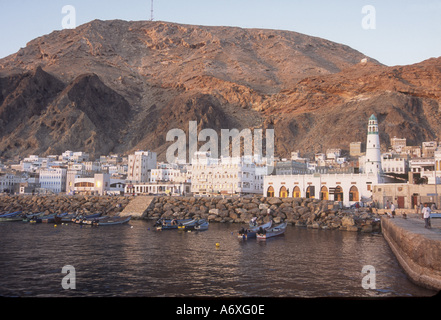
[422,203,432,229]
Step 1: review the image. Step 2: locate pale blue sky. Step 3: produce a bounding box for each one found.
[0,0,440,66]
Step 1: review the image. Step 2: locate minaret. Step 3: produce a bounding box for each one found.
[365,114,382,179]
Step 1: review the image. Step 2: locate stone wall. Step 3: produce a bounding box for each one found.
[381,217,441,291]
[145,195,381,232]
[0,194,133,216]
[0,194,381,232]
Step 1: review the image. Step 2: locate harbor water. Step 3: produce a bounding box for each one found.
[0,219,436,298]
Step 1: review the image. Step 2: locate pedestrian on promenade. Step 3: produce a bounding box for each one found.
[422,203,432,229]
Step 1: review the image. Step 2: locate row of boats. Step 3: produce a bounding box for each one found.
[154,218,209,231]
[0,210,131,226]
[152,216,287,240]
[238,219,287,240]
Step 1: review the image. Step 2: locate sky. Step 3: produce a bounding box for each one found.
[0,0,440,66]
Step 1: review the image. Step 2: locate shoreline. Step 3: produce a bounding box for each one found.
[0,194,382,233]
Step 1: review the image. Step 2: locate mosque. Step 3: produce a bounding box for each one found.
[263,114,384,207]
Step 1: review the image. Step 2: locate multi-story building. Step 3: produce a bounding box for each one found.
[0,172,21,193]
[390,137,406,153]
[127,150,157,183]
[381,153,408,174]
[422,141,437,158]
[191,152,266,196]
[39,166,67,194]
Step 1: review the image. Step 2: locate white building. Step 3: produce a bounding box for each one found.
[191,152,266,196]
[0,172,21,193]
[382,154,408,174]
[264,114,383,207]
[150,162,189,183]
[39,166,67,194]
[127,150,157,183]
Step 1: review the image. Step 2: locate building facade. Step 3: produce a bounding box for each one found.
[191,153,265,196]
[127,151,157,183]
[264,114,383,207]
[39,166,67,194]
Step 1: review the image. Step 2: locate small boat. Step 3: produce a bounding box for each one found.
[23,212,45,222]
[155,218,192,230]
[93,215,131,226]
[0,211,22,218]
[54,212,77,224]
[194,219,209,231]
[0,212,24,222]
[256,222,287,240]
[72,212,102,223]
[238,220,272,239]
[178,219,208,230]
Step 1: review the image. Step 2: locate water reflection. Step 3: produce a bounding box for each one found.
[0,220,436,297]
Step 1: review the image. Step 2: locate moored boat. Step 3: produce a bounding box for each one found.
[72,212,102,223]
[194,219,209,231]
[0,211,22,218]
[0,212,24,222]
[178,219,208,230]
[154,218,192,230]
[256,222,287,240]
[93,215,131,226]
[23,212,45,222]
[238,220,272,239]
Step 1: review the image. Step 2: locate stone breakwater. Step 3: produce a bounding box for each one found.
[0,194,381,232]
[146,196,381,232]
[0,194,133,216]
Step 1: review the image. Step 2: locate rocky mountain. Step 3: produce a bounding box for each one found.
[0,19,440,160]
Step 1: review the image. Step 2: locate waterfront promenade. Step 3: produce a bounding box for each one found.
[380,211,441,291]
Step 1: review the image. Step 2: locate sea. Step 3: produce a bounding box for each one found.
[0,219,438,316]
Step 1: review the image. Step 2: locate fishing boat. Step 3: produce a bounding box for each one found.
[0,211,22,218]
[238,220,272,239]
[72,212,102,223]
[93,215,131,226]
[256,222,287,240]
[0,211,24,222]
[54,212,77,224]
[177,218,197,230]
[155,218,192,230]
[194,219,209,231]
[23,212,45,222]
[178,219,208,230]
[42,212,69,223]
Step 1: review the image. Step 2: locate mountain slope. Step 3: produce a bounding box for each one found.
[0,19,439,159]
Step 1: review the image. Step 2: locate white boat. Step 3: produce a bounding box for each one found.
[256,222,287,240]
[238,220,272,239]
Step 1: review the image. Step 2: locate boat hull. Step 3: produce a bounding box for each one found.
[256,222,287,240]
[238,220,272,239]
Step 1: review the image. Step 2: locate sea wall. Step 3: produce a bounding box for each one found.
[0,194,133,216]
[144,195,381,232]
[381,217,441,291]
[0,194,381,232]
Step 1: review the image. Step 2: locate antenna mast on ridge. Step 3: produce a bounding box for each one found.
[150,0,154,21]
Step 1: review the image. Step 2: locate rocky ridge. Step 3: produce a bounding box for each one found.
[0,19,440,159]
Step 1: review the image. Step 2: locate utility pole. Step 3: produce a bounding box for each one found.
[150,0,154,21]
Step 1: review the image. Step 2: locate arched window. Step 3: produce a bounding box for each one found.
[334,186,343,202]
[349,186,359,202]
[320,186,328,200]
[279,186,288,198]
[306,186,315,199]
[292,186,301,198]
[267,186,275,197]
